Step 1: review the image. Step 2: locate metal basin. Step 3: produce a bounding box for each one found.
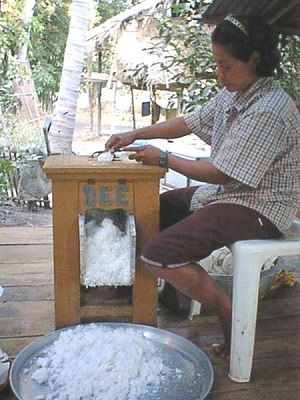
[10,322,214,400]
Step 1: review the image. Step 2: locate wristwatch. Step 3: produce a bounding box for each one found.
[158,151,169,168]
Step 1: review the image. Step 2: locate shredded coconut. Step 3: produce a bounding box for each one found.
[31,324,172,400]
[198,247,233,275]
[97,152,114,161]
[198,247,277,275]
[80,218,133,287]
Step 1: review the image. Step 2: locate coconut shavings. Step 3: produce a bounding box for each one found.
[81,218,133,287]
[97,152,114,162]
[31,324,172,400]
[198,247,233,275]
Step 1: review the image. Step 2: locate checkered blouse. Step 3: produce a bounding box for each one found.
[184,77,300,232]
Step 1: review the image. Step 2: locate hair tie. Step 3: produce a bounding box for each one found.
[224,15,248,36]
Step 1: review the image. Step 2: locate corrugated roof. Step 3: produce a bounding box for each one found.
[201,0,300,36]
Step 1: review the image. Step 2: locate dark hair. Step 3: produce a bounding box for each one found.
[212,15,280,77]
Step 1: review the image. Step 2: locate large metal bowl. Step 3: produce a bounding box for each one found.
[10,322,214,400]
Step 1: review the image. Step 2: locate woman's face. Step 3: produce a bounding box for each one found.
[212,44,258,93]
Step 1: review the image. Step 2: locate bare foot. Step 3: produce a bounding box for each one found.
[212,342,230,361]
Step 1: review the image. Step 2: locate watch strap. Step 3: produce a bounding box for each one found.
[158,151,169,168]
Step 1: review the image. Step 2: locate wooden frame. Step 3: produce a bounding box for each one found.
[44,155,165,329]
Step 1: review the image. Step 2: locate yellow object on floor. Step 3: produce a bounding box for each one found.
[270,269,296,291]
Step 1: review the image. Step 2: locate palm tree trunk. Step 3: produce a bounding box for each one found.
[49,0,93,154]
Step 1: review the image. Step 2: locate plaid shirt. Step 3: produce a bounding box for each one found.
[184,77,300,232]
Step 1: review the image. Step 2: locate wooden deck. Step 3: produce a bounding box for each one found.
[0,227,300,399]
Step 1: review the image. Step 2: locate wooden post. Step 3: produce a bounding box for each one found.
[87,55,94,133]
[130,85,136,130]
[97,50,102,136]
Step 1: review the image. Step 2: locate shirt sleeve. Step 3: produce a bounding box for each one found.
[184,97,217,145]
[213,110,285,188]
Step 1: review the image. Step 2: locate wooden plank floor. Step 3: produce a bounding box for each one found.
[0,227,300,400]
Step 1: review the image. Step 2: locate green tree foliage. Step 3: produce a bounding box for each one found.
[279,35,300,103]
[29,0,71,110]
[89,0,130,76]
[143,1,300,112]
[29,0,131,110]
[0,158,14,199]
[1,0,299,117]
[0,0,26,112]
[142,0,218,112]
[95,0,129,24]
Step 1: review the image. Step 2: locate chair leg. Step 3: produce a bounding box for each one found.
[188,299,201,320]
[229,245,265,383]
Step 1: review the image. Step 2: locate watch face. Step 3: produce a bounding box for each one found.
[158,151,168,168]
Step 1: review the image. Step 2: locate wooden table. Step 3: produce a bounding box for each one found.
[44,155,165,329]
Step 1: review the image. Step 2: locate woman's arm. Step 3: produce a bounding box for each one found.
[105,117,190,152]
[168,153,231,185]
[126,145,231,185]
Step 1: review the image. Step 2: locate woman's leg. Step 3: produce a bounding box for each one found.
[142,203,282,356]
[148,261,233,356]
[157,187,197,307]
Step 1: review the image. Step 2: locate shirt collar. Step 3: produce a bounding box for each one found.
[227,77,273,111]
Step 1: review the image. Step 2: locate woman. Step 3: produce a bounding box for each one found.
[105,15,300,357]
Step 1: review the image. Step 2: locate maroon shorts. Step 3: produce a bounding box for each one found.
[141,187,282,268]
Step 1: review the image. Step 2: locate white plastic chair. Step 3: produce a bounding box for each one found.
[229,218,300,383]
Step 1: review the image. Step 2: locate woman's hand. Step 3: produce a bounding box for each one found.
[124,145,162,166]
[105,131,136,153]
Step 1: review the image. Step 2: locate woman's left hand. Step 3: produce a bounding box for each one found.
[124,145,163,166]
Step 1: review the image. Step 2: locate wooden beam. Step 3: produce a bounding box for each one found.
[268,0,300,25]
